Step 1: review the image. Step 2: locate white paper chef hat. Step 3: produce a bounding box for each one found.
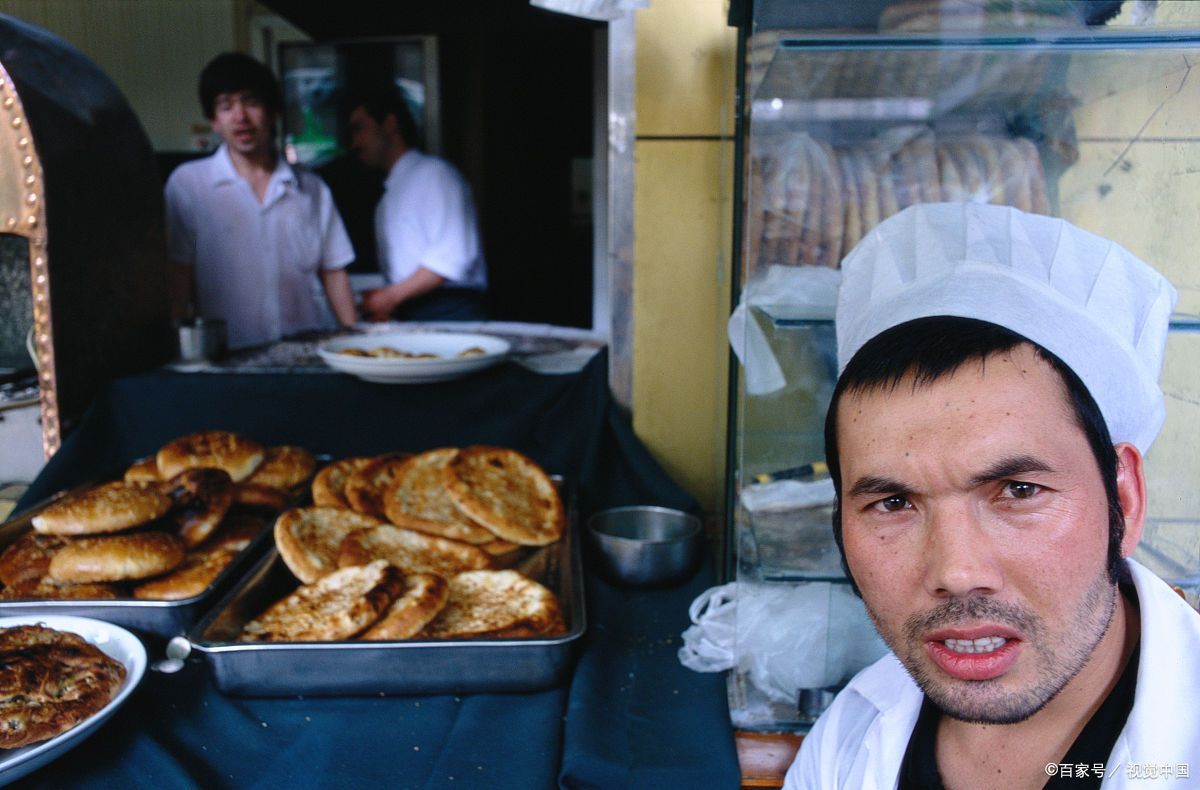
[836,202,1178,452]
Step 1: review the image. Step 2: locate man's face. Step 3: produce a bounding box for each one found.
[347,106,389,171]
[836,345,1125,724]
[210,90,274,157]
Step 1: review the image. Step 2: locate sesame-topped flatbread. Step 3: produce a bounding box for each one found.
[337,523,493,578]
[31,481,172,536]
[418,570,564,639]
[156,430,265,483]
[0,624,126,749]
[358,573,450,640]
[246,446,317,491]
[382,449,496,544]
[344,455,412,520]
[311,457,375,508]
[274,506,386,584]
[443,447,564,547]
[240,560,404,642]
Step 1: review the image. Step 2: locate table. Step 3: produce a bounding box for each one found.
[13,350,740,789]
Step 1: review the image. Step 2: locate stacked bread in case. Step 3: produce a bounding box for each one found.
[1,431,310,601]
[243,445,567,642]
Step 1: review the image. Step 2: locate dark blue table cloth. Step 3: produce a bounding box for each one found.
[12,351,740,789]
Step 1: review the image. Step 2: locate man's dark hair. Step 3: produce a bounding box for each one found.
[198,52,282,120]
[341,82,423,150]
[824,316,1126,594]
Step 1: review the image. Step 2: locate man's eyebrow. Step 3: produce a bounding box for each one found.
[847,475,913,499]
[968,454,1054,487]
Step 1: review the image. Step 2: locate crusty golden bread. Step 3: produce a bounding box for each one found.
[337,523,493,578]
[0,532,69,587]
[344,455,411,519]
[0,577,122,600]
[0,624,126,748]
[164,468,234,548]
[246,445,317,491]
[418,570,564,639]
[232,482,292,512]
[122,456,161,483]
[31,481,173,536]
[443,447,565,546]
[156,430,265,482]
[48,532,186,583]
[132,548,239,600]
[240,560,404,642]
[382,448,496,544]
[311,457,374,508]
[358,572,449,640]
[198,512,269,553]
[274,507,385,584]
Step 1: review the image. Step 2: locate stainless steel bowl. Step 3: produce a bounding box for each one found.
[177,318,227,362]
[588,506,703,587]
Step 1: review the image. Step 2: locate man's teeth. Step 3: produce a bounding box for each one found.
[944,636,1007,654]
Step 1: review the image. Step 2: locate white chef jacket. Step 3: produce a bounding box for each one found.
[165,145,354,349]
[785,559,1200,789]
[374,149,487,290]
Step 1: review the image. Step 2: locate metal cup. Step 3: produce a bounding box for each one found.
[587,506,703,587]
[177,318,227,362]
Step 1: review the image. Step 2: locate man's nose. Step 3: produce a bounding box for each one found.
[921,502,1003,599]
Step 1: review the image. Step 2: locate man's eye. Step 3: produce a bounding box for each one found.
[871,495,910,513]
[1003,481,1041,500]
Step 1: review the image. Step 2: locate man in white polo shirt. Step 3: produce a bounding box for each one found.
[165,52,356,349]
[344,84,487,322]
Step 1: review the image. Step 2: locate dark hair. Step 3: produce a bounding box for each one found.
[198,52,282,120]
[824,316,1125,593]
[341,82,423,150]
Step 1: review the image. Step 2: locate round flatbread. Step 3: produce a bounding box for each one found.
[48,532,185,583]
[443,447,564,547]
[133,548,239,600]
[246,446,317,491]
[383,449,497,544]
[358,573,450,640]
[198,512,270,554]
[31,481,172,536]
[164,468,234,548]
[240,560,404,642]
[156,430,265,482]
[337,523,493,578]
[311,457,375,508]
[0,577,122,601]
[0,624,127,749]
[419,570,564,639]
[122,456,161,483]
[274,506,386,584]
[232,482,291,512]
[344,455,411,520]
[0,532,69,587]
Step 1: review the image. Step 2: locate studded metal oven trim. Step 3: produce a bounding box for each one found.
[0,62,54,458]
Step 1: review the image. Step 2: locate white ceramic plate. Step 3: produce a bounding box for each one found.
[317,332,511,384]
[0,615,147,785]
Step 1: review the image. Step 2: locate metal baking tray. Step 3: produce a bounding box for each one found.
[181,482,585,697]
[0,487,278,638]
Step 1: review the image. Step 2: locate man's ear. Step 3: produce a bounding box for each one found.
[1114,442,1146,557]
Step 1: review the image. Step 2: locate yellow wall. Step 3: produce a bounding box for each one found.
[633,0,737,520]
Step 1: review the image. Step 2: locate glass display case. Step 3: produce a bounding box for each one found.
[727,0,1200,731]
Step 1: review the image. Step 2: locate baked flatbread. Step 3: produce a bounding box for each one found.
[246,446,317,491]
[122,456,160,483]
[132,548,239,600]
[232,482,291,512]
[0,577,122,601]
[164,468,234,548]
[0,625,126,748]
[358,573,450,640]
[240,560,404,642]
[156,430,265,482]
[48,532,186,583]
[198,512,269,554]
[382,449,496,544]
[31,481,172,536]
[344,455,411,520]
[418,570,564,639]
[0,533,69,587]
[443,447,565,547]
[311,457,374,508]
[337,523,493,578]
[274,507,385,584]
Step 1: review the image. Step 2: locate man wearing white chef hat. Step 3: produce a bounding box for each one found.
[786,202,1200,788]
